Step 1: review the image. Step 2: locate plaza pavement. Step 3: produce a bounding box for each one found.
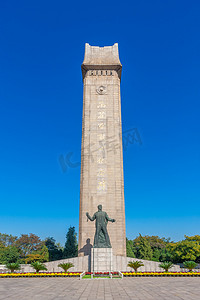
[0,277,199,300]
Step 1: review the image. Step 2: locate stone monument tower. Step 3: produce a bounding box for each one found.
[78,43,126,258]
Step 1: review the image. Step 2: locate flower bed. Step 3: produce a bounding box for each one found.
[0,272,81,278]
[1,271,200,278]
[122,272,200,277]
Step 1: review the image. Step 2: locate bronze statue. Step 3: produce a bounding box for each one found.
[86,204,115,248]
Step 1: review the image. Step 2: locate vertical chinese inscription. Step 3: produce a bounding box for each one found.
[97,93,107,193]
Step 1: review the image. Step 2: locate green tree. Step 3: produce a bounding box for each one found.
[25,254,44,264]
[147,236,169,262]
[0,233,18,247]
[135,234,153,260]
[37,245,49,262]
[159,261,173,272]
[167,240,200,263]
[183,261,198,271]
[184,236,200,262]
[31,261,47,272]
[63,226,78,258]
[0,245,20,264]
[58,262,74,272]
[185,235,200,242]
[134,235,170,262]
[126,238,135,258]
[159,248,172,262]
[127,261,144,272]
[15,233,43,260]
[45,237,63,261]
[152,248,161,261]
[6,262,20,273]
[25,244,49,263]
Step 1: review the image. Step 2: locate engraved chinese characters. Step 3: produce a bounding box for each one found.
[97,89,107,193]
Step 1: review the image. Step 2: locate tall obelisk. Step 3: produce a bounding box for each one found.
[78,43,126,257]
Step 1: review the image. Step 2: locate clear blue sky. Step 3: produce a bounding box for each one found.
[0,0,199,245]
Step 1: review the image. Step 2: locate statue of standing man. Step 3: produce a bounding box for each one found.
[86,204,115,248]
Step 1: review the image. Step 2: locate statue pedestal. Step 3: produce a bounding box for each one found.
[91,248,113,272]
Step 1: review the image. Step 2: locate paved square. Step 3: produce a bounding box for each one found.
[0,277,199,299]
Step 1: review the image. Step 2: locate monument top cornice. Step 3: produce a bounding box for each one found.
[81,43,122,79]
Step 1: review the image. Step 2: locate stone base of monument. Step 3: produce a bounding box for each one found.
[91,248,113,272]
